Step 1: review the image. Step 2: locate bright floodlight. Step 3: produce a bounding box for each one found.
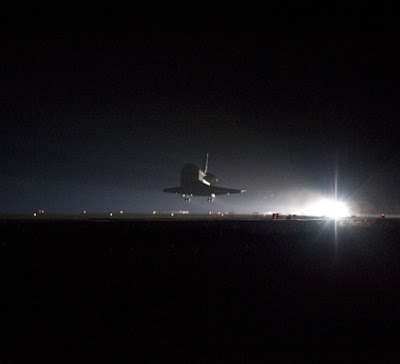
[305,199,350,218]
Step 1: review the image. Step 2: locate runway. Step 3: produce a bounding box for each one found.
[2,217,400,360]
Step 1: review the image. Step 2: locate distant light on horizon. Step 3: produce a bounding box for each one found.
[304,199,350,218]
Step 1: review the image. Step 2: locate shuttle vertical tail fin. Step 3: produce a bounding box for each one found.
[203,153,209,173]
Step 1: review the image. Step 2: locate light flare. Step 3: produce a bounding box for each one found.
[304,199,350,218]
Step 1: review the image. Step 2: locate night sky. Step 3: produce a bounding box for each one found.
[1,5,400,214]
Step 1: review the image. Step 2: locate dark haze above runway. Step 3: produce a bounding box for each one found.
[1,5,400,214]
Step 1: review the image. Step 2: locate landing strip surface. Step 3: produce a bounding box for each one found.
[2,216,400,360]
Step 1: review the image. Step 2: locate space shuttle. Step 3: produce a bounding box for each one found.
[163,153,245,202]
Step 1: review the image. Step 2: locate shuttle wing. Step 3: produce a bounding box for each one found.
[163,186,185,194]
[163,183,243,196]
[207,185,243,195]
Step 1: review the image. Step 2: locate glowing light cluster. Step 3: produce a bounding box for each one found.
[304,199,350,218]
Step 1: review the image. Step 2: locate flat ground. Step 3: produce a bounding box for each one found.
[2,218,400,361]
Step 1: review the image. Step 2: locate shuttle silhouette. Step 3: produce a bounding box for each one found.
[163,153,245,202]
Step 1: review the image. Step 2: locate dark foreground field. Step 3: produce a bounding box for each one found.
[2,218,400,361]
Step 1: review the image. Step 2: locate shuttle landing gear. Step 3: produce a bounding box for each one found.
[207,194,216,202]
[183,194,192,202]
